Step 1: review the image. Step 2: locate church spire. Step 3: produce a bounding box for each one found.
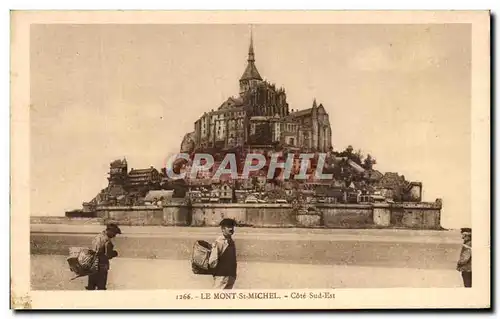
[248,27,255,62]
[240,26,262,83]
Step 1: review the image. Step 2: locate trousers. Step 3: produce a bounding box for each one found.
[461,271,472,288]
[213,276,236,289]
[86,269,108,290]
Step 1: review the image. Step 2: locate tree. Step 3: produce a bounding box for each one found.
[363,154,377,170]
[335,145,354,158]
[346,145,354,155]
[351,149,364,165]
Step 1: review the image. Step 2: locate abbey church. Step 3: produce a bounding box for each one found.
[190,33,333,153]
[74,29,433,216]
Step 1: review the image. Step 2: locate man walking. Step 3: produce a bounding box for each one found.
[209,218,237,289]
[86,223,121,290]
[457,227,472,288]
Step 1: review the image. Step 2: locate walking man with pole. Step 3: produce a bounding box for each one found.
[86,223,121,290]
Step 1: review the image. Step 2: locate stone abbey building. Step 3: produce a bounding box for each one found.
[191,34,333,153]
[72,32,441,229]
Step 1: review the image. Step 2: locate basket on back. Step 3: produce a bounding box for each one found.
[67,247,99,279]
[191,240,213,275]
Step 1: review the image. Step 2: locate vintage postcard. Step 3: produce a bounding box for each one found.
[11,10,490,309]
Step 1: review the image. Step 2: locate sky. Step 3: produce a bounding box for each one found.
[30,24,471,229]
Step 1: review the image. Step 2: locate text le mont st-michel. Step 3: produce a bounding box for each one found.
[176,291,336,301]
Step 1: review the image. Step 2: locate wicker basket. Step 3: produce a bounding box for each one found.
[191,240,213,275]
[67,247,98,279]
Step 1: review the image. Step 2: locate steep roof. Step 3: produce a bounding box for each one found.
[288,100,327,119]
[240,62,262,81]
[363,169,384,181]
[289,108,313,118]
[347,159,366,173]
[218,97,245,110]
[240,31,263,81]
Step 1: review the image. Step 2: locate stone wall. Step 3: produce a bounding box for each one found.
[373,204,391,227]
[191,204,296,227]
[76,200,443,229]
[319,204,373,228]
[373,201,442,230]
[97,206,164,226]
[163,204,191,226]
[191,204,248,226]
[245,204,297,227]
[401,202,441,229]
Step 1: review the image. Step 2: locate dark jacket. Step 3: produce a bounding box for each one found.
[92,231,117,269]
[208,235,237,277]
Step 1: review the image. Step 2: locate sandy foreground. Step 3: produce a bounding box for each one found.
[31,225,462,270]
[30,225,464,290]
[30,224,460,242]
[31,255,464,290]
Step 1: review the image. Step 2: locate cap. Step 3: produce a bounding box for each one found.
[219,218,236,227]
[106,223,122,234]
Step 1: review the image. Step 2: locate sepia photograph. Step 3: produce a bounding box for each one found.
[10,10,490,309]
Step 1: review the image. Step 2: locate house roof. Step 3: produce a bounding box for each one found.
[364,169,384,181]
[288,103,328,119]
[347,159,365,173]
[218,97,245,110]
[289,108,313,118]
[129,167,157,175]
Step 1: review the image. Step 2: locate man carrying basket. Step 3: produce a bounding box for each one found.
[208,218,238,289]
[85,223,122,290]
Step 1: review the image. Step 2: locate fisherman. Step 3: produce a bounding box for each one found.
[208,218,237,289]
[456,227,472,288]
[86,223,122,290]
